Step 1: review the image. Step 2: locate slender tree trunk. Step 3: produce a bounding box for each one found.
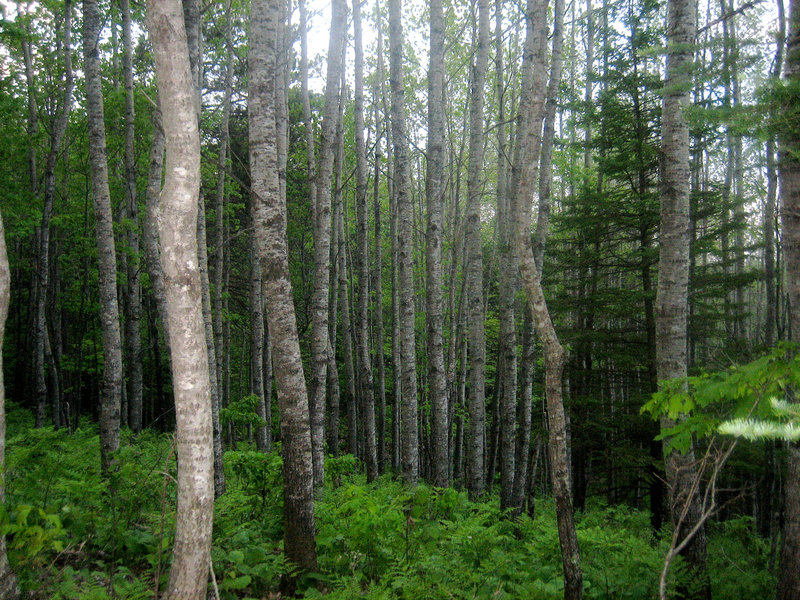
[35,0,73,430]
[777,1,800,597]
[512,308,536,512]
[146,1,214,597]
[309,0,347,492]
[214,0,234,415]
[0,211,20,600]
[495,0,518,510]
[338,187,358,458]
[465,0,490,499]
[512,0,583,596]
[389,0,419,484]
[373,138,387,473]
[121,0,143,434]
[353,0,379,481]
[250,233,269,451]
[84,0,123,473]
[656,0,709,594]
[249,0,318,582]
[766,0,786,348]
[327,200,341,458]
[425,0,448,488]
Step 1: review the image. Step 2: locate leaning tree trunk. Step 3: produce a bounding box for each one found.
[512,0,583,596]
[426,0,449,488]
[656,0,709,594]
[0,211,20,600]
[389,0,419,484]
[353,0,379,481]
[309,0,348,492]
[146,0,214,597]
[84,0,123,474]
[777,0,800,597]
[465,0,490,500]
[248,0,318,586]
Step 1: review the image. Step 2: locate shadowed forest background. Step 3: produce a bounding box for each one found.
[0,0,798,597]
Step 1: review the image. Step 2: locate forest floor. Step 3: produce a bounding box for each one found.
[2,404,776,599]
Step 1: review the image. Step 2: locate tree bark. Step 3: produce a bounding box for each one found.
[353,0,379,482]
[778,0,800,597]
[656,0,709,593]
[84,0,123,473]
[214,0,234,417]
[389,0,419,484]
[495,0,517,510]
[426,0,448,488]
[248,0,318,582]
[121,0,143,434]
[250,231,269,451]
[465,0,490,500]
[146,0,214,597]
[373,145,387,473]
[0,210,20,600]
[309,0,347,492]
[511,0,583,596]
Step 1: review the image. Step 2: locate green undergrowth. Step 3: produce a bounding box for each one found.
[1,404,775,599]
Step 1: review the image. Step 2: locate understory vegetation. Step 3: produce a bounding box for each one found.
[3,404,774,600]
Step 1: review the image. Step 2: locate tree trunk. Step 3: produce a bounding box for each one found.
[512,0,583,596]
[778,0,800,597]
[389,0,419,484]
[373,141,387,473]
[84,0,123,473]
[766,0,785,348]
[250,232,269,451]
[146,0,214,597]
[495,0,518,511]
[426,0,448,488]
[353,0,379,482]
[35,0,73,430]
[656,0,709,593]
[248,0,318,582]
[309,0,347,492]
[121,0,143,434]
[0,211,20,600]
[464,0,490,499]
[214,0,234,416]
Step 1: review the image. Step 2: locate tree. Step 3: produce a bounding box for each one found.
[0,209,20,600]
[426,0,448,488]
[464,0,490,499]
[34,0,73,430]
[83,0,123,473]
[353,0,379,482]
[309,0,348,492]
[248,0,318,583]
[656,0,709,592]
[777,1,800,597]
[146,0,214,597]
[511,0,584,595]
[389,0,419,484]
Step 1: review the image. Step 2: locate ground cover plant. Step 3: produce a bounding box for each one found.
[0,404,776,599]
